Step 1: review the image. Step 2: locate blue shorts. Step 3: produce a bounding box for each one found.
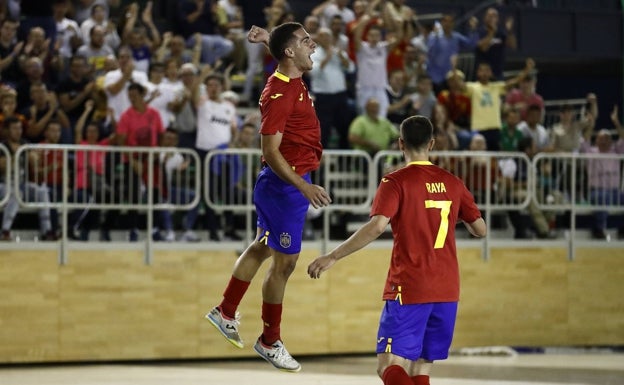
[376,300,458,361]
[253,166,310,254]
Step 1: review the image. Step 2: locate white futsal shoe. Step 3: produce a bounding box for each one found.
[205,306,244,348]
[253,337,301,372]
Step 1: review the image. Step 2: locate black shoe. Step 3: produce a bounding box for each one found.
[43,231,58,241]
[514,232,532,239]
[591,230,608,240]
[536,230,557,239]
[209,231,221,241]
[224,230,242,241]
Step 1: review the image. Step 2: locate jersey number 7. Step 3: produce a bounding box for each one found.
[424,200,452,249]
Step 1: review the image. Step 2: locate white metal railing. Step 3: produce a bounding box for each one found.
[3,147,623,263]
[0,144,10,207]
[12,144,201,264]
[533,152,624,259]
[204,149,375,247]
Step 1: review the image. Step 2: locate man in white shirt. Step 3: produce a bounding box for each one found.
[148,61,183,129]
[518,104,551,152]
[309,27,354,149]
[352,14,402,118]
[192,66,240,241]
[53,0,82,65]
[104,45,153,122]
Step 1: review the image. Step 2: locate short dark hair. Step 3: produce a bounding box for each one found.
[526,104,541,113]
[269,22,304,61]
[149,61,165,73]
[400,115,434,151]
[128,82,146,95]
[205,73,225,86]
[69,54,87,66]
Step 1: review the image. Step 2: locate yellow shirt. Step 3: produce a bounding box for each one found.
[467,81,506,131]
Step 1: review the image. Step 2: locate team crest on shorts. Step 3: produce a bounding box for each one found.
[280,232,291,248]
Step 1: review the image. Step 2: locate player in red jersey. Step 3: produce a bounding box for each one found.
[308,115,486,385]
[206,22,332,372]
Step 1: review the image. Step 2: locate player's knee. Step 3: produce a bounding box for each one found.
[376,363,388,378]
[273,255,299,278]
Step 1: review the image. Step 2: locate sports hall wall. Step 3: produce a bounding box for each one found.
[1,244,623,363]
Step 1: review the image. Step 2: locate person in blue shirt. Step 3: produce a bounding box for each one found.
[426,14,478,94]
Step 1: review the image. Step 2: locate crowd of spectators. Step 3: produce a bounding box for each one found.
[0,0,622,242]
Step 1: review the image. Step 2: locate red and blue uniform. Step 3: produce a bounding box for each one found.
[371,161,481,361]
[254,71,322,254]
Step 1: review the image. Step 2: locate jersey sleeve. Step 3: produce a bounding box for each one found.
[260,87,295,135]
[370,177,400,219]
[458,184,482,224]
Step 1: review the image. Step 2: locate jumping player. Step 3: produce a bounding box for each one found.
[206,22,331,372]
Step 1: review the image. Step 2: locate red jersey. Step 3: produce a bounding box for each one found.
[259,71,322,175]
[36,139,63,185]
[116,106,164,148]
[437,90,471,128]
[370,161,481,304]
[116,106,165,187]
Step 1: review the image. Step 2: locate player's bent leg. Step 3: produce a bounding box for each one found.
[206,228,272,348]
[232,228,273,282]
[262,250,299,302]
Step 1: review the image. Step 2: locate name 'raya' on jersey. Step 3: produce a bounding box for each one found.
[259,71,322,175]
[371,162,482,304]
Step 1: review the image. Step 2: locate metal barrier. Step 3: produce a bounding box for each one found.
[4,146,624,263]
[204,149,374,248]
[533,152,624,259]
[13,144,201,264]
[0,144,10,208]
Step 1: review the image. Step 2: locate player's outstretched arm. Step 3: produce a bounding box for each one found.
[308,215,389,279]
[247,25,269,47]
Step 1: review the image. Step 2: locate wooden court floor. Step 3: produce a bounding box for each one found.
[1,353,623,385]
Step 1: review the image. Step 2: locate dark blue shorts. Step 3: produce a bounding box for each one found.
[376,300,458,361]
[253,166,310,254]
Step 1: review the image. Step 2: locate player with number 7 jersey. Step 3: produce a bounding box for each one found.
[307,115,485,385]
[374,160,481,304]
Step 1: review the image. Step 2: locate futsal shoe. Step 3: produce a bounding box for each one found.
[205,306,244,348]
[253,337,301,372]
